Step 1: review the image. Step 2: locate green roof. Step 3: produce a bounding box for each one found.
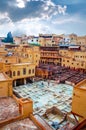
[29,42,40,46]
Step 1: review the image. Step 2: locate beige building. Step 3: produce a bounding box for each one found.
[77,36,86,46]
[72,79,86,122]
[0,72,12,97]
[13,36,22,44]
[69,34,77,43]
[40,46,61,65]
[0,44,40,65]
[59,49,86,71]
[39,34,62,46]
[0,44,40,86]
[10,63,35,86]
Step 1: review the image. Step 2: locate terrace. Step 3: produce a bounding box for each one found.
[1,118,39,130]
[0,97,19,122]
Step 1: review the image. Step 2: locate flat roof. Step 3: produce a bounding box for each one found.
[0,73,11,81]
[1,118,39,130]
[79,85,86,90]
[69,46,80,48]
[75,79,86,90]
[0,73,6,81]
[78,82,86,90]
[0,97,19,122]
[12,62,32,66]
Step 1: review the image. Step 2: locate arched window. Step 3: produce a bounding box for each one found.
[23,68,26,75]
[29,69,31,74]
[17,71,20,76]
[13,71,15,76]
[32,69,34,73]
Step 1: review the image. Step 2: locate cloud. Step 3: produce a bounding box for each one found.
[16,0,26,8]
[52,15,84,25]
[0,0,85,36]
[0,0,67,22]
[58,5,67,15]
[11,16,67,36]
[0,12,12,24]
[12,19,51,36]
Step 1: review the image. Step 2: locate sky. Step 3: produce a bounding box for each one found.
[0,0,86,36]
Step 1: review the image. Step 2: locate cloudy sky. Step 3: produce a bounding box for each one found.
[0,0,86,36]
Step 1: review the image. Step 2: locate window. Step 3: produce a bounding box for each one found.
[10,71,12,78]
[13,71,15,76]
[32,69,34,73]
[5,60,8,63]
[23,68,26,75]
[17,71,20,76]
[29,69,31,74]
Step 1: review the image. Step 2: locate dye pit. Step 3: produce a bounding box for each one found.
[13,80,73,115]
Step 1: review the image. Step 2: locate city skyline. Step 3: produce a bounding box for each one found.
[0,0,86,36]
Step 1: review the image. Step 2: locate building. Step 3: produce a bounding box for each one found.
[0,44,40,87]
[13,36,22,44]
[40,46,61,65]
[72,79,86,122]
[0,72,12,97]
[39,34,62,46]
[59,48,86,71]
[69,34,77,44]
[77,36,86,46]
[10,63,35,86]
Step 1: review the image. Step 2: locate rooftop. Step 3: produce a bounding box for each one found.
[75,79,86,90]
[12,62,32,66]
[0,73,11,81]
[0,73,6,81]
[0,97,19,122]
[1,118,39,130]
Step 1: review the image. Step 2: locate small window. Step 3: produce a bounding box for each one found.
[10,71,12,77]
[13,71,15,76]
[29,69,31,74]
[32,69,34,73]
[23,68,26,75]
[17,71,20,76]
[5,60,8,63]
